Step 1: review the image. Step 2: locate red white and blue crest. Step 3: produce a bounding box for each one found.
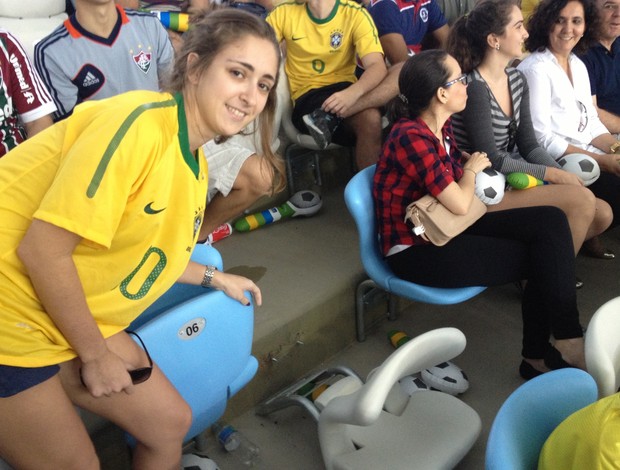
[133,51,152,74]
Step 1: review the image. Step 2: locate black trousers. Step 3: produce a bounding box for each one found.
[387,206,583,359]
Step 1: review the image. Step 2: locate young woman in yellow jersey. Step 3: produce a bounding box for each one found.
[0,9,279,469]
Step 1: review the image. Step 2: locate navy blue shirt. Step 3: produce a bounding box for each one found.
[368,0,447,55]
[580,38,620,116]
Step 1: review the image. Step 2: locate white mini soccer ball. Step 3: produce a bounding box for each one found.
[288,190,323,216]
[181,453,220,470]
[557,154,600,186]
[421,361,470,396]
[474,168,506,205]
[398,374,429,396]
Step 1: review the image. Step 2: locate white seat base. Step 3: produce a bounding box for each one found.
[334,391,481,470]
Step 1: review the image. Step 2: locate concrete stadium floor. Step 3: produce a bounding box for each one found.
[92,183,620,470]
[201,236,619,470]
[193,196,620,469]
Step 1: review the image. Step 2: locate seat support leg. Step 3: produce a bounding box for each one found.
[356,279,384,342]
[255,366,362,422]
[388,294,399,321]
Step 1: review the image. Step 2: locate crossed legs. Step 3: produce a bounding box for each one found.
[487,184,612,254]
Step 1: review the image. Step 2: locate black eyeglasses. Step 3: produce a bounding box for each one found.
[442,74,469,88]
[578,100,589,132]
[507,119,518,152]
[79,331,153,388]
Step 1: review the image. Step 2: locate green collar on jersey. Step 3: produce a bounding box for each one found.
[174,92,200,179]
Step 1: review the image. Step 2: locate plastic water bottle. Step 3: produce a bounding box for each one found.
[212,421,260,467]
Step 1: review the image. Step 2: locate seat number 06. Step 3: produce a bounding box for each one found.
[178,317,206,340]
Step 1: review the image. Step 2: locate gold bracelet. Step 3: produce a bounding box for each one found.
[611,141,620,154]
[464,168,477,176]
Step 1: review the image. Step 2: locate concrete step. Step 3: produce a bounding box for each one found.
[215,177,373,420]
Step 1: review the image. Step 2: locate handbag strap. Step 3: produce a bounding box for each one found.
[404,202,426,236]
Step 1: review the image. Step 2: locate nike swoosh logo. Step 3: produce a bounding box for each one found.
[144,202,166,214]
[292,36,305,41]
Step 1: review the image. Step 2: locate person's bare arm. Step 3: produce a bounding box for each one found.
[23,115,53,139]
[177,261,262,307]
[436,152,490,214]
[323,52,387,117]
[17,220,134,397]
[346,61,402,116]
[431,24,450,50]
[379,33,410,65]
[593,95,620,134]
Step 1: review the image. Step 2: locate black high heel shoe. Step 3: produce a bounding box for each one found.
[519,346,573,380]
[581,237,615,260]
[575,277,584,289]
[516,278,583,292]
[544,346,572,370]
[519,360,543,380]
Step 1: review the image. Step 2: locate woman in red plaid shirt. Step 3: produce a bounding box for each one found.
[373,50,586,380]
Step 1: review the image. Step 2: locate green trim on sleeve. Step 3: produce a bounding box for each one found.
[86,97,177,198]
[341,1,381,45]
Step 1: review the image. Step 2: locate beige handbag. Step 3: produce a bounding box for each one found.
[404,194,487,246]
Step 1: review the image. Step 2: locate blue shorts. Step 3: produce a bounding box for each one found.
[0,364,60,398]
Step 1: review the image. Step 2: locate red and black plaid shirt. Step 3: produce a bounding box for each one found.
[373,116,464,254]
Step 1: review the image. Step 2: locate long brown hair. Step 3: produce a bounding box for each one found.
[165,8,285,194]
[447,0,520,73]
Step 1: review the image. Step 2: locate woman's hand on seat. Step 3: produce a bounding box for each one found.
[211,271,262,307]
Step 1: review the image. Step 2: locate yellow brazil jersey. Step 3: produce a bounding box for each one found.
[267,0,383,102]
[0,90,207,367]
[538,393,620,470]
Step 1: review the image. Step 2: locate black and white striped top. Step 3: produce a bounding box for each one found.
[452,67,560,180]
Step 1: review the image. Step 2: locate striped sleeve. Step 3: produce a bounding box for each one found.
[1,30,56,123]
[34,24,74,121]
[453,69,556,180]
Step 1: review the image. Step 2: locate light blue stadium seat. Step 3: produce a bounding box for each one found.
[128,243,258,443]
[344,165,486,341]
[0,244,258,469]
[485,368,598,470]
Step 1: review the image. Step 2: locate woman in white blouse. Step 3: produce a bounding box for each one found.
[518,0,620,255]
